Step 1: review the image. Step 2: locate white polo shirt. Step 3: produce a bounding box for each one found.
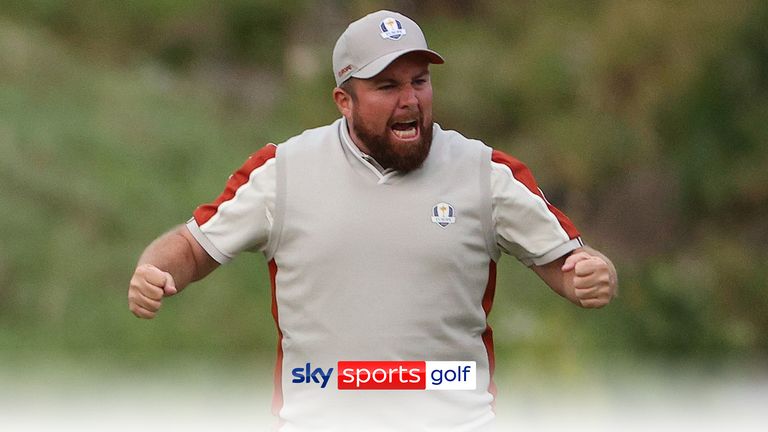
[187,118,582,431]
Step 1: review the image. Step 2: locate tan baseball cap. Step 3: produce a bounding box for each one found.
[332,10,444,86]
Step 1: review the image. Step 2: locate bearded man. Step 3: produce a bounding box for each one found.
[128,10,617,432]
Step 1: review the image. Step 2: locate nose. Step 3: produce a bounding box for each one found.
[398,85,418,108]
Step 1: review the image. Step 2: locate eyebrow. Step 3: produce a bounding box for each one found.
[371,70,431,85]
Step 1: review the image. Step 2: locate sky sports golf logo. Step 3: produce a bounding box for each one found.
[292,361,476,390]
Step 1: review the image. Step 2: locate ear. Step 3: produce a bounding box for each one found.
[333,86,353,118]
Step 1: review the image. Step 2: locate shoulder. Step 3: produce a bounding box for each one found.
[430,124,533,175]
[192,142,277,229]
[489,148,540,189]
[433,123,489,150]
[228,143,278,186]
[431,123,492,163]
[217,143,277,188]
[490,148,525,171]
[276,119,343,155]
[243,143,278,168]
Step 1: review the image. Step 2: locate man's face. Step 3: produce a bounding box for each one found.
[340,53,434,172]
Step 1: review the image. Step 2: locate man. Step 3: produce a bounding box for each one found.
[128,10,617,431]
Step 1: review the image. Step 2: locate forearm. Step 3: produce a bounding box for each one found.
[532,245,618,308]
[532,254,579,304]
[136,225,211,292]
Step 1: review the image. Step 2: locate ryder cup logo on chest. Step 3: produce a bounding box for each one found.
[379,17,406,40]
[431,202,456,228]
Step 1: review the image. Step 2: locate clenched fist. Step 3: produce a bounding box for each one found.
[561,251,615,308]
[128,263,178,319]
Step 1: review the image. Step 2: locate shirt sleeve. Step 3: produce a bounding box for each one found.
[185,144,277,264]
[491,149,583,266]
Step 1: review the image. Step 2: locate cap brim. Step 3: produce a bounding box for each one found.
[351,49,445,80]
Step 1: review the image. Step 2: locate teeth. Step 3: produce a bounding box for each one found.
[392,126,418,139]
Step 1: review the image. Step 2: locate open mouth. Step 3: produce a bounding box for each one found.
[390,120,419,140]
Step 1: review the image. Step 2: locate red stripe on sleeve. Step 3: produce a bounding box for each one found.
[491,149,580,239]
[193,144,277,226]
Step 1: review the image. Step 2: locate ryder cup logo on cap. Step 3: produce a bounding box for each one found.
[332,10,445,86]
[380,17,406,40]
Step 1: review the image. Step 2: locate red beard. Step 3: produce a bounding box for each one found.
[351,109,433,173]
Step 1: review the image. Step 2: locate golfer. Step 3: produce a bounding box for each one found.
[128,10,617,431]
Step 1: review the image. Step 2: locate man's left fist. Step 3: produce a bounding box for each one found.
[561,251,616,308]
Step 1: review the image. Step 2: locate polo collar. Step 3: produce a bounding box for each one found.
[339,117,398,185]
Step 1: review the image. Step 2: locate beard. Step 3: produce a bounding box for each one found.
[351,109,433,173]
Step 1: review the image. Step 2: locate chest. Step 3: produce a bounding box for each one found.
[285,162,491,266]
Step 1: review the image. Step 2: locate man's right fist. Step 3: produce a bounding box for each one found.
[128,264,178,319]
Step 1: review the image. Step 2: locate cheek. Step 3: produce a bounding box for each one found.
[419,89,432,113]
[418,90,433,116]
[357,103,391,129]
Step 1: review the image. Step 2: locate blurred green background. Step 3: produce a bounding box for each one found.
[1,0,766,403]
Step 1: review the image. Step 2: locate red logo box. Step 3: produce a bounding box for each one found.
[337,361,426,390]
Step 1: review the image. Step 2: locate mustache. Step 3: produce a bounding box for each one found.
[388,110,422,125]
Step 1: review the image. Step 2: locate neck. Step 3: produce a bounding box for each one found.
[345,121,372,156]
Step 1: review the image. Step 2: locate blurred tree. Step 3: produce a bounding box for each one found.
[0,0,766,368]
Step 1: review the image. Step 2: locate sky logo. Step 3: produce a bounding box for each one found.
[291,362,334,389]
[290,361,476,390]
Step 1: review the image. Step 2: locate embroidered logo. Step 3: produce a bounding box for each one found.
[379,17,406,40]
[337,64,353,78]
[431,202,456,228]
